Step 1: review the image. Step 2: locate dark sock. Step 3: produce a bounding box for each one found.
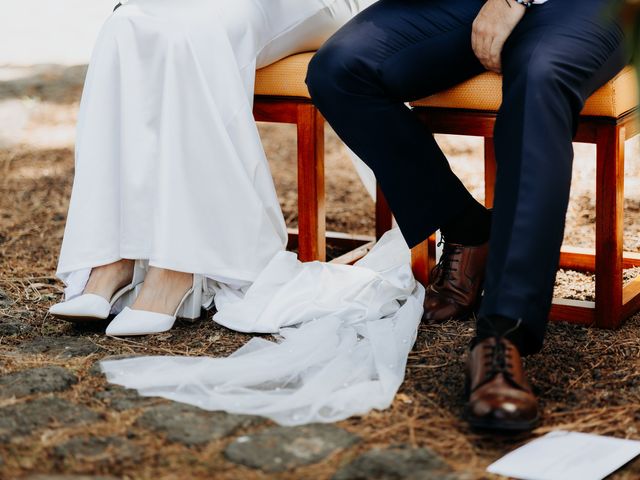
[475,315,526,354]
[440,201,491,246]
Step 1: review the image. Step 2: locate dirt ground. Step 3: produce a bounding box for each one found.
[0,66,639,479]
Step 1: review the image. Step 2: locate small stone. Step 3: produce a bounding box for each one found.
[332,446,459,480]
[225,424,359,472]
[95,385,156,412]
[0,288,14,308]
[25,476,118,480]
[53,436,143,466]
[20,336,101,358]
[0,366,77,398]
[0,397,100,443]
[136,403,259,446]
[0,318,32,336]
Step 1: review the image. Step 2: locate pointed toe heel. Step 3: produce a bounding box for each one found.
[49,260,148,323]
[106,274,205,336]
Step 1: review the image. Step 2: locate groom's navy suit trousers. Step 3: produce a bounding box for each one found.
[306,0,626,354]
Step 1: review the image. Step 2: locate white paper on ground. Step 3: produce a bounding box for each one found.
[487,430,640,480]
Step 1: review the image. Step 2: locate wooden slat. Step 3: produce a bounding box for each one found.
[254,98,306,124]
[330,241,376,265]
[321,231,376,245]
[287,229,374,250]
[559,248,596,271]
[559,247,640,271]
[411,107,632,144]
[622,275,640,318]
[550,299,596,326]
[414,108,496,137]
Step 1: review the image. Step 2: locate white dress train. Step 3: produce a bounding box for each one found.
[103,229,425,425]
[57,0,426,425]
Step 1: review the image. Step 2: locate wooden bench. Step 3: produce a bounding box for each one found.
[254,52,640,329]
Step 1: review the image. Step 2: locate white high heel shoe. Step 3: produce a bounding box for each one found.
[49,260,147,323]
[105,274,205,337]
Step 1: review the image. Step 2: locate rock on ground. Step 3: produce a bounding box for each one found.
[136,403,258,447]
[0,366,77,398]
[0,397,100,442]
[53,436,143,466]
[25,476,119,480]
[19,336,101,358]
[0,289,14,308]
[0,317,32,336]
[225,424,359,473]
[332,446,461,480]
[94,385,157,412]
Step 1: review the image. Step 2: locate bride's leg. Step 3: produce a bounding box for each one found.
[131,268,193,316]
[83,259,134,301]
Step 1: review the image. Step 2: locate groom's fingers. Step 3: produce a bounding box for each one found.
[487,36,505,73]
[471,19,480,58]
[482,34,495,70]
[475,34,493,71]
[471,20,490,69]
[472,0,526,72]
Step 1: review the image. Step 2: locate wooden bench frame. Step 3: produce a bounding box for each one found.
[412,107,640,329]
[253,95,390,264]
[254,93,640,329]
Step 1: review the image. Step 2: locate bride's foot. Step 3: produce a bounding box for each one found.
[84,259,135,300]
[106,268,204,337]
[131,267,193,315]
[49,259,144,323]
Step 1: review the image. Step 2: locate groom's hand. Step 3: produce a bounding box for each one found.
[472,0,526,73]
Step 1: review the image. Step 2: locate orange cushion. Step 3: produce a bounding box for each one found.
[411,66,638,118]
[255,53,638,118]
[255,52,315,99]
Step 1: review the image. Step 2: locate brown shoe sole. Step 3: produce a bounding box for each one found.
[422,309,477,324]
[465,411,539,433]
[463,377,539,433]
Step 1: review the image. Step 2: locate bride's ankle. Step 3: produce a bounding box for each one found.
[84,259,135,300]
[132,268,193,315]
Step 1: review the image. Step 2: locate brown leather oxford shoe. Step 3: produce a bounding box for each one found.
[465,337,539,432]
[422,241,488,323]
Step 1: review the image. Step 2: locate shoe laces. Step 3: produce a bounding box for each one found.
[479,320,527,390]
[483,338,513,380]
[432,237,463,284]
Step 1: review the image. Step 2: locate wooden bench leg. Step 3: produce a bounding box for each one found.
[595,124,625,328]
[484,137,496,209]
[296,104,326,262]
[411,238,436,287]
[375,184,393,240]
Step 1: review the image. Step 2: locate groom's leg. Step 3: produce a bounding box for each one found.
[465,0,625,433]
[307,0,486,248]
[476,0,627,356]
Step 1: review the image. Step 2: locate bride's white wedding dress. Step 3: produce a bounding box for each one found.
[58,0,425,425]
